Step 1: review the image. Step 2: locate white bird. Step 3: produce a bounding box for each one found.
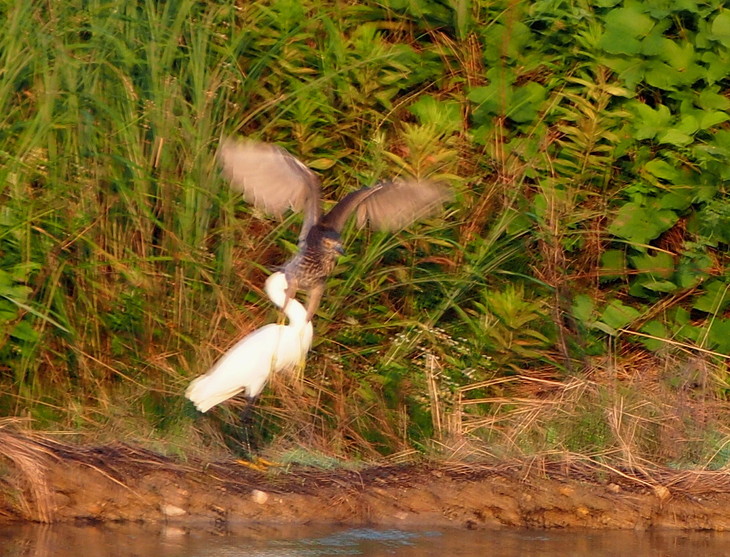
[185,272,313,413]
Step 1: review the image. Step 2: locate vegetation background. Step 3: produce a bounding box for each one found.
[0,0,728,470]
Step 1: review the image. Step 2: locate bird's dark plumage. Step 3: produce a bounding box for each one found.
[218,138,450,320]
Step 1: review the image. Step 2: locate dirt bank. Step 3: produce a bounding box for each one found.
[2,431,730,530]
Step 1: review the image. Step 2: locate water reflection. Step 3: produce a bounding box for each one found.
[2,522,730,557]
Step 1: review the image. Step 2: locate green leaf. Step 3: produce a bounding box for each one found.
[628,279,650,298]
[676,254,713,288]
[593,321,618,336]
[708,319,730,354]
[630,251,675,279]
[641,28,666,56]
[711,10,730,48]
[630,102,671,140]
[0,299,18,322]
[672,307,691,325]
[608,202,679,245]
[639,320,668,351]
[600,249,626,281]
[599,7,654,55]
[677,114,700,135]
[468,73,509,123]
[572,294,595,323]
[658,188,695,211]
[600,300,641,331]
[693,200,730,244]
[481,21,533,62]
[0,270,13,289]
[10,321,39,343]
[699,111,729,130]
[505,208,533,235]
[641,279,678,293]
[644,159,678,181]
[645,62,683,90]
[701,51,730,83]
[508,82,546,123]
[604,57,650,90]
[657,128,693,147]
[693,281,730,313]
[600,29,642,55]
[659,39,695,71]
[698,89,730,111]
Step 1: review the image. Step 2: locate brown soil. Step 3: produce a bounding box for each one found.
[3,431,730,530]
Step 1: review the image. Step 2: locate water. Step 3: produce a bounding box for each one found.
[2,523,730,557]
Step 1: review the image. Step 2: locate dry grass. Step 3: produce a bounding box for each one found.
[435,350,730,472]
[0,420,56,523]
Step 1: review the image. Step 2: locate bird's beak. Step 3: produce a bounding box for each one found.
[336,244,345,255]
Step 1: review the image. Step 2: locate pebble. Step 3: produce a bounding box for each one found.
[161,504,186,517]
[251,489,269,504]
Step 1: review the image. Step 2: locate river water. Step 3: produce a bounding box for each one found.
[2,523,730,556]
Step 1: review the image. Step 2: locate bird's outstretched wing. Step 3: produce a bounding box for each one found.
[318,185,383,233]
[325,180,450,232]
[218,139,322,242]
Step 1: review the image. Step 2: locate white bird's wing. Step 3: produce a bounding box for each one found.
[185,321,314,413]
[185,324,281,413]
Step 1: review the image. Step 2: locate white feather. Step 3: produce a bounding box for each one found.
[185,272,313,413]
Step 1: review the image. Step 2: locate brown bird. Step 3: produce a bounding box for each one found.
[218,138,450,320]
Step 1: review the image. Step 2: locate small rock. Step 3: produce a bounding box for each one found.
[394,511,408,520]
[607,483,620,493]
[559,485,574,497]
[251,489,269,504]
[161,504,186,517]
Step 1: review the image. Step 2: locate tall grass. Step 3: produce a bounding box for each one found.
[0,0,728,466]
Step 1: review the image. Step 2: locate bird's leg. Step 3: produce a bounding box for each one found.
[235,396,280,470]
[238,396,258,458]
[305,282,325,322]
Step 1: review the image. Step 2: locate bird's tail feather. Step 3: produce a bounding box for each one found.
[185,375,243,413]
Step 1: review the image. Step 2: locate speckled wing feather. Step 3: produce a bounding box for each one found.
[218,139,322,241]
[354,180,451,231]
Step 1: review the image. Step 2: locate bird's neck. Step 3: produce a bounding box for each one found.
[283,299,308,326]
[307,225,338,243]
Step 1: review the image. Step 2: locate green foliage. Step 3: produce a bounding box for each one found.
[470,285,554,371]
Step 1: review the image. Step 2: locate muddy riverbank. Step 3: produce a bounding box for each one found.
[2,431,730,530]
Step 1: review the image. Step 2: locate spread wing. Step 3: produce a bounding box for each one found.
[353,180,451,231]
[318,185,382,233]
[217,138,322,242]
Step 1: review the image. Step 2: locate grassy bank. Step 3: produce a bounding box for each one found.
[0,0,728,468]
